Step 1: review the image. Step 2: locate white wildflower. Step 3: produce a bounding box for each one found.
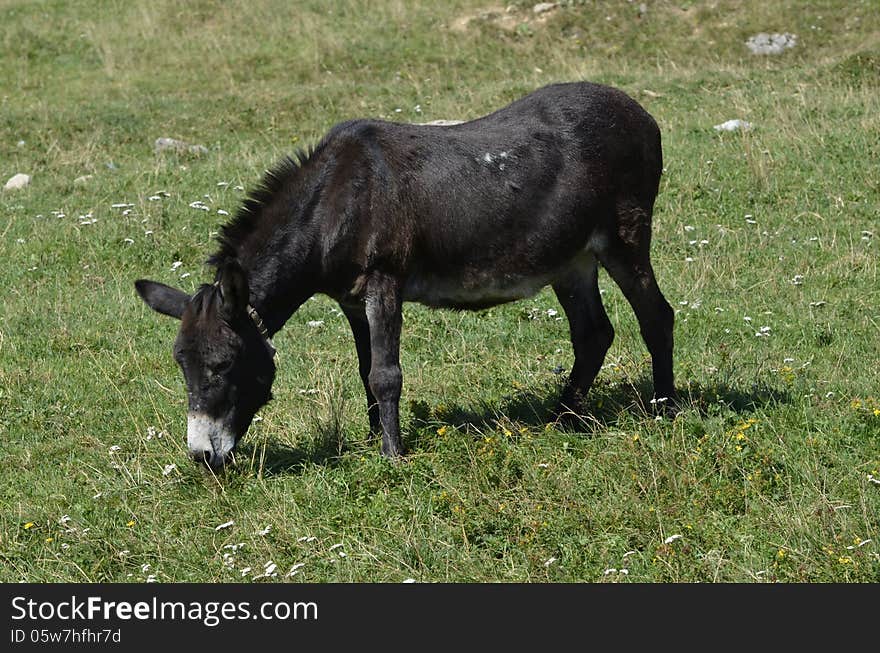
[286,563,305,577]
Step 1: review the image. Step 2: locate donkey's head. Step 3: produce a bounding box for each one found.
[135,261,275,470]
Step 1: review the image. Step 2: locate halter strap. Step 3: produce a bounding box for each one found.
[247,304,276,357]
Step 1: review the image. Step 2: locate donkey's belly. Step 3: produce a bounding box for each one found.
[402,269,560,310]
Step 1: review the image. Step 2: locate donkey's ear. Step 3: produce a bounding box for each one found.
[135,279,190,320]
[216,260,249,320]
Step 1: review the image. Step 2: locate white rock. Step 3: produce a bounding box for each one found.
[533,2,557,14]
[4,173,30,190]
[746,33,797,55]
[714,119,752,132]
[154,137,209,156]
[418,119,464,126]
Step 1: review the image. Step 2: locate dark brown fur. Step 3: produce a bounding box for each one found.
[136,81,675,466]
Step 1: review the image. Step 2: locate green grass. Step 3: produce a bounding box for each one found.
[1,0,878,582]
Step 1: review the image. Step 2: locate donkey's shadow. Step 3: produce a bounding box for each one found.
[236,422,348,477]
[408,376,791,444]
[243,377,791,475]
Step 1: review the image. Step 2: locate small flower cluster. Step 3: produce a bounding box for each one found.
[850,397,880,418]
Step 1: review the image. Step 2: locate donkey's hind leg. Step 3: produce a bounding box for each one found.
[552,253,615,415]
[599,200,676,406]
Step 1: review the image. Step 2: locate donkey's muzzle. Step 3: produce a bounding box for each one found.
[187,412,236,470]
[188,447,218,467]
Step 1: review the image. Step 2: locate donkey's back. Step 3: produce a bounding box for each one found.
[316,82,664,313]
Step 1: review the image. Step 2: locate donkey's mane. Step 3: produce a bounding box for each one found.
[208,146,320,268]
[189,282,220,315]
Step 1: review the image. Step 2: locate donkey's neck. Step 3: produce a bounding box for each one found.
[224,187,322,337]
[241,249,316,337]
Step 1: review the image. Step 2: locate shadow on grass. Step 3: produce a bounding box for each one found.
[408,375,792,442]
[235,377,793,468]
[234,419,357,477]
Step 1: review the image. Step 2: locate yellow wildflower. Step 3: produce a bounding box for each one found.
[437,426,448,436]
[24,522,34,530]
[126,520,135,527]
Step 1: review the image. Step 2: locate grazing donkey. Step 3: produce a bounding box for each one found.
[136,81,675,469]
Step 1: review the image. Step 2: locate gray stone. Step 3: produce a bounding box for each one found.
[714,119,753,132]
[4,173,31,190]
[154,137,209,156]
[746,33,797,55]
[418,119,464,126]
[533,3,556,14]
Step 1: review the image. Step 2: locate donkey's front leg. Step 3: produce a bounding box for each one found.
[341,305,381,437]
[364,274,404,457]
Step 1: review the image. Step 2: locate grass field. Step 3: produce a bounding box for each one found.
[1,0,878,582]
